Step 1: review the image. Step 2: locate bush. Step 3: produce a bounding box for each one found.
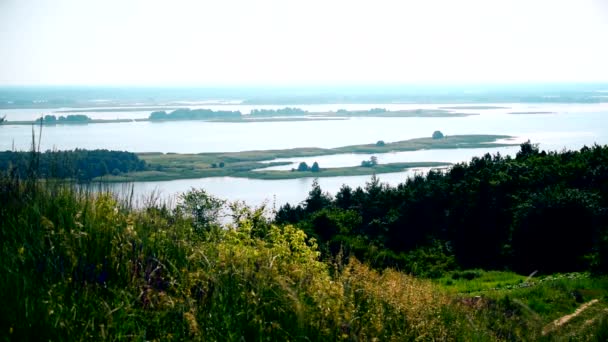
[432,130,444,139]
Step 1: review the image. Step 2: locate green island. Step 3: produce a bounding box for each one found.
[3,107,477,125]
[112,134,515,181]
[2,141,608,341]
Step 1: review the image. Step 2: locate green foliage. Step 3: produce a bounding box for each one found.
[311,161,320,172]
[277,143,608,275]
[0,149,146,181]
[360,155,378,167]
[0,174,457,341]
[175,188,225,234]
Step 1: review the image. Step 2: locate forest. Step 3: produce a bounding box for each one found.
[276,142,608,276]
[0,149,146,181]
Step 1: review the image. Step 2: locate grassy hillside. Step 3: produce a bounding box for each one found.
[1,171,608,340]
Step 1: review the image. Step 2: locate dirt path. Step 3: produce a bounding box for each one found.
[542,299,599,335]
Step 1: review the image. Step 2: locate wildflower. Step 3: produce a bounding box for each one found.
[18,247,25,256]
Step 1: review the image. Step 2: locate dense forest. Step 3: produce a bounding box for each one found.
[276,142,608,276]
[0,149,146,181]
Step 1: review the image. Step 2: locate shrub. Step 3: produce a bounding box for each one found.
[432,130,444,139]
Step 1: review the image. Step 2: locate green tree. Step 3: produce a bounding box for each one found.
[432,131,444,139]
[176,188,226,233]
[297,162,309,171]
[311,161,320,172]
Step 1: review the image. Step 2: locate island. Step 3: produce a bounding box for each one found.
[2,107,478,125]
[109,134,516,181]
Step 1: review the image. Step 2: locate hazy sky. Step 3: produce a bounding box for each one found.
[1,0,607,86]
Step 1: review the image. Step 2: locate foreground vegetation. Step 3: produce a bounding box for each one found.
[2,164,608,340]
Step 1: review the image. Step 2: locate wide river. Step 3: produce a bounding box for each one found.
[2,102,608,208]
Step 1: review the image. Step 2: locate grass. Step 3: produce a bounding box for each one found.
[0,174,454,340]
[2,169,608,340]
[99,134,515,182]
[435,269,608,340]
[436,269,529,294]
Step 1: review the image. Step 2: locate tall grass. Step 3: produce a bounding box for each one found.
[0,168,462,340]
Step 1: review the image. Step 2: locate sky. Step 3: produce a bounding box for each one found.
[1,0,607,86]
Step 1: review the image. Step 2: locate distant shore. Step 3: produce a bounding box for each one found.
[2,108,477,126]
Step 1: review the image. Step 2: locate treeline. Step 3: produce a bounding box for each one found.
[276,142,608,276]
[149,108,241,120]
[146,107,406,121]
[0,149,146,181]
[336,107,387,114]
[36,114,92,124]
[249,107,307,116]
